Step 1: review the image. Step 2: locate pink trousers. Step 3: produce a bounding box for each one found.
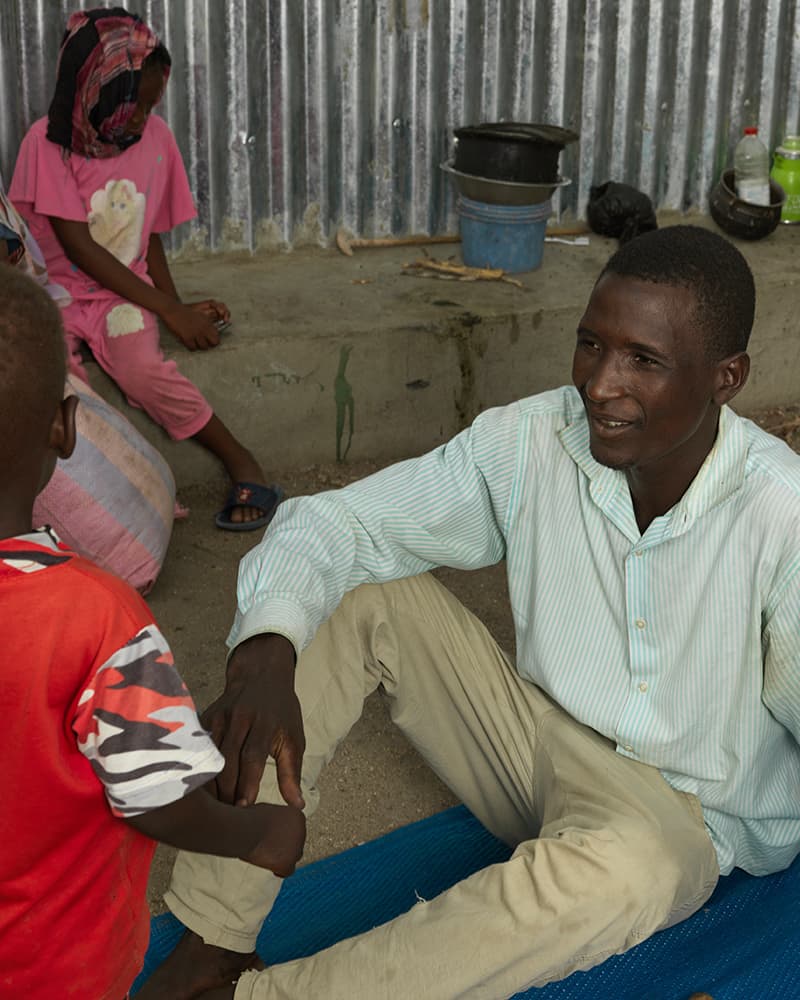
[61,296,213,441]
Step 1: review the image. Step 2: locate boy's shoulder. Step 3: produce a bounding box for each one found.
[0,532,153,627]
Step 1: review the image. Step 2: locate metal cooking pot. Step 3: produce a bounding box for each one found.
[453,122,579,184]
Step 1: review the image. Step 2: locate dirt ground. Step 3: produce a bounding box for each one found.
[145,405,800,913]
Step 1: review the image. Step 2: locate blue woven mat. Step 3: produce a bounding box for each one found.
[134,805,800,998]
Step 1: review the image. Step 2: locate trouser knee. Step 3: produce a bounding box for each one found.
[540,818,715,937]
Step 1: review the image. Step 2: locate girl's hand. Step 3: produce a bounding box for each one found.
[188,299,231,324]
[163,301,221,351]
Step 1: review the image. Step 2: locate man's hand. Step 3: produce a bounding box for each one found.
[162,300,222,351]
[203,634,306,810]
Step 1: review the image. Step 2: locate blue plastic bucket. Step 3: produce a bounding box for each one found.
[457,195,551,273]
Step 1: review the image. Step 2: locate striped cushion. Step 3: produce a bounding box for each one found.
[33,374,175,594]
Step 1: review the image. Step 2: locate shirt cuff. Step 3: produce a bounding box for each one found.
[227,596,311,661]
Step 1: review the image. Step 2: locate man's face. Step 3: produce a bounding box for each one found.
[572,273,724,476]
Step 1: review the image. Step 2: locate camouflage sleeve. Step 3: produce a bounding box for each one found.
[72,625,224,817]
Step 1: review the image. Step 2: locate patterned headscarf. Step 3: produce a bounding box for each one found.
[46,7,168,159]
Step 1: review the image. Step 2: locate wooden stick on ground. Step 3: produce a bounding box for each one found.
[336,225,588,256]
[402,257,524,288]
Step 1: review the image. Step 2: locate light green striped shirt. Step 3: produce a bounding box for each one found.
[231,387,800,876]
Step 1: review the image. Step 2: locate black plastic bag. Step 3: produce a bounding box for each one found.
[586,182,658,243]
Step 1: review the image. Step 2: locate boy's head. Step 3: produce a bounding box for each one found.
[0,268,76,532]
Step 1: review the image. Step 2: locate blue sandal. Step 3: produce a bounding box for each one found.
[215,481,284,532]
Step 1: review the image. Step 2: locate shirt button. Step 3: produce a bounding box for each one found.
[623,744,634,753]
[634,549,643,557]
[638,682,648,693]
[635,618,646,629]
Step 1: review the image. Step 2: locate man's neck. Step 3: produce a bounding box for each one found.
[626,413,721,535]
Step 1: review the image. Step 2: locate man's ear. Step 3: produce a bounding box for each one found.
[713,352,750,406]
[49,395,78,460]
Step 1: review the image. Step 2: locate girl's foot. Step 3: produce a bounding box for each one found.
[214,480,284,532]
[191,416,283,529]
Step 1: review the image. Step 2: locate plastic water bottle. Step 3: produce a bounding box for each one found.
[734,127,771,206]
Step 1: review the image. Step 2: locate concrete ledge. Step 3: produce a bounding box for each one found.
[83,214,800,487]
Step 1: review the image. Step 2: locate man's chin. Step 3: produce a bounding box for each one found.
[588,441,633,471]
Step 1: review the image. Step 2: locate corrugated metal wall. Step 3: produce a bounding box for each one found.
[2,0,799,252]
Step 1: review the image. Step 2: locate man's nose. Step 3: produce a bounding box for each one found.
[585,353,625,401]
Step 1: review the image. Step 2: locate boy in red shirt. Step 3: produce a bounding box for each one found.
[0,267,305,999]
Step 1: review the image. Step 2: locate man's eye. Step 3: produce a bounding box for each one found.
[634,354,659,366]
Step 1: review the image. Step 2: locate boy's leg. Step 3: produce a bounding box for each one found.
[161,574,718,999]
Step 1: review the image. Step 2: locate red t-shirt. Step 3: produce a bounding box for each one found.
[0,532,222,999]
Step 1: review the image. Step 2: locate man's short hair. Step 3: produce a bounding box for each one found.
[600,225,755,360]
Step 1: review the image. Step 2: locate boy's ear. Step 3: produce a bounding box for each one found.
[713,352,750,406]
[49,395,78,460]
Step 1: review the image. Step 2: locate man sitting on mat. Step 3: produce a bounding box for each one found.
[142,225,800,1000]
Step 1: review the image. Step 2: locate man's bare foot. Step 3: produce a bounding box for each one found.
[136,930,261,1000]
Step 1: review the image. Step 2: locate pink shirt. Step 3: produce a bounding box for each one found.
[9,114,196,301]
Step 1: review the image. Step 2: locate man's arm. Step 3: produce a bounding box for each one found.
[208,403,522,806]
[762,570,800,739]
[48,217,220,350]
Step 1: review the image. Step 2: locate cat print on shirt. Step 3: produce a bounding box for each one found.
[88,178,145,266]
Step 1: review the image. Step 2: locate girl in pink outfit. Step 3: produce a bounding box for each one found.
[10,7,282,531]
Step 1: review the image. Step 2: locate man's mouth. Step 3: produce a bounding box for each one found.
[589,412,635,434]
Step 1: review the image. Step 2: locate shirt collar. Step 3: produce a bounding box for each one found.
[0,527,64,552]
[558,400,748,541]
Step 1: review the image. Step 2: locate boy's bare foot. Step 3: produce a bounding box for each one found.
[136,931,261,1000]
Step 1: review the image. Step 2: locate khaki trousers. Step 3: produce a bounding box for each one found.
[166,574,719,1000]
